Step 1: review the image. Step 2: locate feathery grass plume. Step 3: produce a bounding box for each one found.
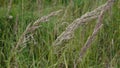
[73,0,115,67]
[9,9,62,68]
[74,24,103,68]
[14,9,62,51]
[53,0,115,46]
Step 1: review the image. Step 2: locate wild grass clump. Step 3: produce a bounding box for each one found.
[0,0,120,68]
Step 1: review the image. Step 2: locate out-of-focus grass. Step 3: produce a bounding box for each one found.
[0,0,120,68]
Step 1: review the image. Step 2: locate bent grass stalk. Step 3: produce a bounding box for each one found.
[52,0,111,46]
[74,0,115,67]
[51,0,115,67]
[9,9,62,68]
[14,9,62,51]
[53,0,115,46]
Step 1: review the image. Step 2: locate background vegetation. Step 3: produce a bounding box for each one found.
[0,0,120,68]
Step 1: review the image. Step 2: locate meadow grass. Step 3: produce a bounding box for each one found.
[0,0,120,68]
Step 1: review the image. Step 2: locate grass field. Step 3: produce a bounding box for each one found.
[0,0,120,68]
